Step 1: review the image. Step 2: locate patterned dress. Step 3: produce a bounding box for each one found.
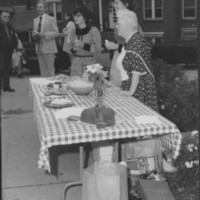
[121,32,158,111]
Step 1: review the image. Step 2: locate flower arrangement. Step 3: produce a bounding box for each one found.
[83,63,108,97]
[81,64,115,129]
[164,130,199,200]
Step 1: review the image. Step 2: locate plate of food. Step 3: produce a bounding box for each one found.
[47,81,62,88]
[44,88,68,96]
[44,98,75,109]
[45,81,68,96]
[44,83,67,95]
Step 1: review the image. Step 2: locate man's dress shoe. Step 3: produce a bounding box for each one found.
[3,87,15,92]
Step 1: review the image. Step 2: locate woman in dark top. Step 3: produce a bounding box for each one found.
[68,7,102,76]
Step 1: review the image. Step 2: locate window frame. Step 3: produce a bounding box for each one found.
[181,28,197,40]
[143,0,163,20]
[182,0,197,20]
[144,32,164,44]
[46,0,63,22]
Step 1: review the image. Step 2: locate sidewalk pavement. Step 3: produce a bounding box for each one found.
[1,75,82,200]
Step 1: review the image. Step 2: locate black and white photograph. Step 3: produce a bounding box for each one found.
[1,0,199,200]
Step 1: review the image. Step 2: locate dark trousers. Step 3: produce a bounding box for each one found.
[0,53,12,90]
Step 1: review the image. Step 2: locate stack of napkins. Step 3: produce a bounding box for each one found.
[54,107,87,119]
[135,115,161,124]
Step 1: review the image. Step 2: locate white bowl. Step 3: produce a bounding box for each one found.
[68,80,93,95]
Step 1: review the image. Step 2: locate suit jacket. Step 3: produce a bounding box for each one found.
[33,14,58,55]
[0,22,17,54]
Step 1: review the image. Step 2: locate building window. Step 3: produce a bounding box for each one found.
[143,0,163,20]
[181,28,197,40]
[182,0,196,19]
[144,32,164,44]
[47,0,62,21]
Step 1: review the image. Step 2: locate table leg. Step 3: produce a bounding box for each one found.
[49,146,59,177]
[114,141,119,162]
[79,145,84,181]
[62,145,84,200]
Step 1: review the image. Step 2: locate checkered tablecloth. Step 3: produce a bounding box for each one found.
[29,77,182,172]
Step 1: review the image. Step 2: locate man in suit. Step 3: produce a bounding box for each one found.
[0,9,18,92]
[32,0,58,77]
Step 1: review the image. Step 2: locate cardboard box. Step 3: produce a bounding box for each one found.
[137,179,175,200]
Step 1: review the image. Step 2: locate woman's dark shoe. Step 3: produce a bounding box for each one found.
[3,87,15,92]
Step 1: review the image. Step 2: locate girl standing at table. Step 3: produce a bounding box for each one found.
[62,12,75,65]
[68,7,102,76]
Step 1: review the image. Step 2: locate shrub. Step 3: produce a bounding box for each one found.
[153,59,199,200]
[153,59,198,132]
[164,131,199,200]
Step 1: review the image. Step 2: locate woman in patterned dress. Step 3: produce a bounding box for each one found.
[105,0,144,87]
[68,7,102,76]
[115,9,158,111]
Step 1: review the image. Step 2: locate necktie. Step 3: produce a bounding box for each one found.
[37,16,42,32]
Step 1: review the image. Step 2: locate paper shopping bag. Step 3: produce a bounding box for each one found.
[92,141,116,162]
[82,161,128,200]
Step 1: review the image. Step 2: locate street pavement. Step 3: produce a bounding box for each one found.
[1,74,82,200]
[1,68,197,200]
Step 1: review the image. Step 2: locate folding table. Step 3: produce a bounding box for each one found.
[29,77,182,200]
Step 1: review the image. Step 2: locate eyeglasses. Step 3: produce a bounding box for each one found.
[3,15,10,18]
